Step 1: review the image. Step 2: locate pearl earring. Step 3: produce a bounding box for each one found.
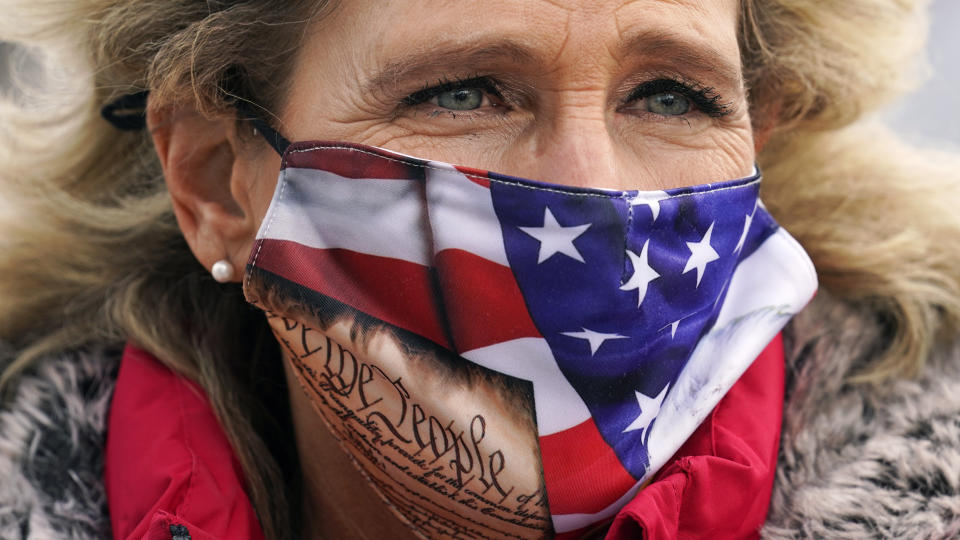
[211,259,235,283]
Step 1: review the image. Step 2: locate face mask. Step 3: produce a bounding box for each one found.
[242,138,818,539]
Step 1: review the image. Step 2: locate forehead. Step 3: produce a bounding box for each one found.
[301,0,743,80]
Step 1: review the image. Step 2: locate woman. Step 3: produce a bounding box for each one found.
[1,1,959,539]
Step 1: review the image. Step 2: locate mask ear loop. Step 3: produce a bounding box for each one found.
[234,100,291,156]
[100,91,291,156]
[100,90,150,131]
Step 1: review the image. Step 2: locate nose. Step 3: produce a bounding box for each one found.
[504,109,625,191]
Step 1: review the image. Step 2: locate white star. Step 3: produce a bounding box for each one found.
[519,208,592,264]
[561,328,628,356]
[623,383,670,439]
[682,222,720,287]
[620,240,660,307]
[733,213,754,254]
[629,191,669,222]
[659,319,682,338]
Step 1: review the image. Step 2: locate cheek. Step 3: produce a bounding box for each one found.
[618,120,757,187]
[239,149,283,239]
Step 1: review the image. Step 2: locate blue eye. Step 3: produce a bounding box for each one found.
[435,88,484,110]
[623,79,730,119]
[403,76,505,113]
[646,92,690,116]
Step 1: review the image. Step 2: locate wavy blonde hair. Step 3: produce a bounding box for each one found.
[1,0,958,537]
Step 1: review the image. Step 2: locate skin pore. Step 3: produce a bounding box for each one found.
[150,0,755,537]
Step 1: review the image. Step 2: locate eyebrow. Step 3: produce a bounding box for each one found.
[362,40,538,96]
[618,29,744,92]
[362,30,743,98]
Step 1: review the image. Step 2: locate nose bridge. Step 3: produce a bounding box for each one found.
[527,112,621,190]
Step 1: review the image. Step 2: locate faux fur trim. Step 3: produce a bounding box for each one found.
[0,345,118,539]
[764,293,960,538]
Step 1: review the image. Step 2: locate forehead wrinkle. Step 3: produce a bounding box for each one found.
[618,28,744,91]
[361,39,540,95]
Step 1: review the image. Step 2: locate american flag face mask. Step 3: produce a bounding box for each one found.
[243,140,818,539]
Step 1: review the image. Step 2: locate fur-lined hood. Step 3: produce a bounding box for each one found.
[0,343,117,538]
[764,294,960,538]
[2,292,959,539]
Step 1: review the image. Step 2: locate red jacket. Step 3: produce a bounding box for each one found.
[105,337,783,540]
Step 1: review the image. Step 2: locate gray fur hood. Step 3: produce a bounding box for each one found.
[764,294,960,538]
[1,292,959,539]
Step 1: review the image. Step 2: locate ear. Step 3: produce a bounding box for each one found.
[148,105,267,282]
[752,97,782,154]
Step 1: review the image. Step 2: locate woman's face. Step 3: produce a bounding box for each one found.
[248,0,752,214]
[161,1,756,536]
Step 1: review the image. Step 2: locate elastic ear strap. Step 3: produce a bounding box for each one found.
[100,91,290,156]
[235,101,291,156]
[100,90,149,131]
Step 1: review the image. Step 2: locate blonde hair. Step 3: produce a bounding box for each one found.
[740,0,960,380]
[1,0,958,536]
[0,3,324,538]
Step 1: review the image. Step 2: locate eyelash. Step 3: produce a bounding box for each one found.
[401,75,731,118]
[623,78,731,118]
[402,76,506,107]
